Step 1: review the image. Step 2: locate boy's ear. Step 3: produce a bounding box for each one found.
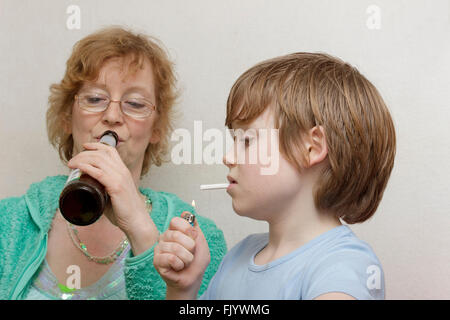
[306,126,328,167]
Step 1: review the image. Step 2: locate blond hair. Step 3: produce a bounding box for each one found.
[226,52,396,224]
[47,26,178,177]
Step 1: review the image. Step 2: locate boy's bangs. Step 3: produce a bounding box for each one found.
[225,73,274,129]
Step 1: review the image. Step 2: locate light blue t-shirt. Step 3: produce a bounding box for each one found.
[200,225,384,300]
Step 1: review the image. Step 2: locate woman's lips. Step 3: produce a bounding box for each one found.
[95,136,124,146]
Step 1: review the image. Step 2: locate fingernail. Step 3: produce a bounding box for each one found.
[181,211,189,218]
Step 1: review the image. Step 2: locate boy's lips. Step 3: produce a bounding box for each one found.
[227,175,238,192]
[227,175,238,184]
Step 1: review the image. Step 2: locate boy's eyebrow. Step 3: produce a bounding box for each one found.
[230,126,263,137]
[231,120,251,130]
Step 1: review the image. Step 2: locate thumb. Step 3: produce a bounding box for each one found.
[181,211,198,239]
[181,210,196,227]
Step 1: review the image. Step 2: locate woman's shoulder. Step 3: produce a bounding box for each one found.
[0,194,27,217]
[2,175,67,204]
[0,175,66,227]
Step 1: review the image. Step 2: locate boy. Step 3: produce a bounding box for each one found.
[153,52,396,299]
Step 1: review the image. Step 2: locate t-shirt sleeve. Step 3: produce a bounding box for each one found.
[198,239,237,300]
[198,234,259,300]
[198,263,222,300]
[303,250,385,300]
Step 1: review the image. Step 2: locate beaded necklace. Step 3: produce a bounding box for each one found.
[66,196,152,265]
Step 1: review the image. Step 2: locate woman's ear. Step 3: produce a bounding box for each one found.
[149,126,161,145]
[62,117,72,135]
[305,126,328,167]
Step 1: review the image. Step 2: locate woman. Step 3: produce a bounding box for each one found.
[0,26,226,300]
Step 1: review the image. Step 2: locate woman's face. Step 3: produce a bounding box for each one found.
[68,56,160,178]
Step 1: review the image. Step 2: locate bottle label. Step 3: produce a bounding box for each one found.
[65,168,82,185]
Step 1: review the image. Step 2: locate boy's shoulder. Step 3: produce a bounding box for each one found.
[302,226,385,299]
[224,226,379,265]
[314,225,381,263]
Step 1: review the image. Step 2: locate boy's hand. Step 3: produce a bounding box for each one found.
[153,212,211,299]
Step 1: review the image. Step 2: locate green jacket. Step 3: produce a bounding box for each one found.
[0,175,227,300]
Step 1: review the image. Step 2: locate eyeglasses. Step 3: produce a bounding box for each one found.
[75,91,156,119]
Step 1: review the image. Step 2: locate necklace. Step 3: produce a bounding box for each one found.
[66,195,152,265]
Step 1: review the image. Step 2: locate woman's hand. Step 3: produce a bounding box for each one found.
[67,141,159,255]
[154,214,211,299]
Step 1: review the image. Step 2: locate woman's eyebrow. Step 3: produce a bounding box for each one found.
[123,86,154,98]
[80,83,108,91]
[80,83,154,99]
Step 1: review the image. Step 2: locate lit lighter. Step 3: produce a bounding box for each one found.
[182,200,196,226]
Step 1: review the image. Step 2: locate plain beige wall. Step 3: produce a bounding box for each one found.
[0,0,449,299]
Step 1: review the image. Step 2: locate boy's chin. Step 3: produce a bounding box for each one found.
[232,200,267,221]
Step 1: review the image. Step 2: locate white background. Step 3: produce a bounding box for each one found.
[0,0,449,299]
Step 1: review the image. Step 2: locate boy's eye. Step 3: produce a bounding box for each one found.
[232,133,254,147]
[238,136,252,147]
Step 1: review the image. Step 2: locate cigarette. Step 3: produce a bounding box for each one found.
[200,183,230,190]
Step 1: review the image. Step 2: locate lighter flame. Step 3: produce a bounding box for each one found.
[191,200,196,208]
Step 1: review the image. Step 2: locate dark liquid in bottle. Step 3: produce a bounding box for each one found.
[59,131,118,226]
[59,175,107,226]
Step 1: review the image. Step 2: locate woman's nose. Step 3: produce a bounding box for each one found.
[101,100,124,125]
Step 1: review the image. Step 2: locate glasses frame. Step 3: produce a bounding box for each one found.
[74,92,156,119]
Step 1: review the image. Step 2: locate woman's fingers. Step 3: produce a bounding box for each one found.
[67,142,131,196]
[71,162,103,180]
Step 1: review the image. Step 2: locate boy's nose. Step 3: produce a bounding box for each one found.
[223,146,237,168]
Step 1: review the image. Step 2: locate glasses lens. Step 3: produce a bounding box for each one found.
[122,98,153,118]
[78,93,108,112]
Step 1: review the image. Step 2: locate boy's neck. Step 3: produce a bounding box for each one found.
[268,208,341,250]
[255,178,342,265]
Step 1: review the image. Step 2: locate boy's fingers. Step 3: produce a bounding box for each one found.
[157,241,194,266]
[154,252,184,273]
[168,254,185,271]
[160,230,195,252]
[170,216,197,239]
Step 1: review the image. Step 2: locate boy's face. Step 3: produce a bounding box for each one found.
[223,107,304,222]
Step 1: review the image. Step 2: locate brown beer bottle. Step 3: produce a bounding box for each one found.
[59,130,119,226]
